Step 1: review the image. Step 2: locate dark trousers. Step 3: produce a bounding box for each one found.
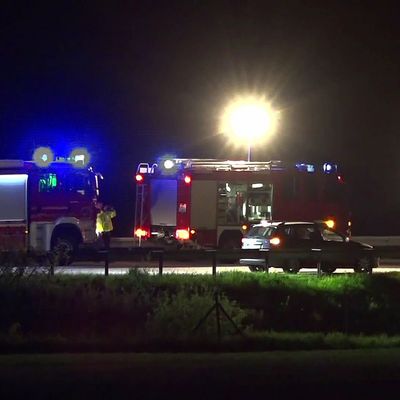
[101,231,111,250]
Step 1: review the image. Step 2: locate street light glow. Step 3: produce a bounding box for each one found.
[219,95,280,160]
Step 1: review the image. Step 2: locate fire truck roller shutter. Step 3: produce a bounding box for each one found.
[191,180,217,228]
[150,179,177,227]
[50,222,83,265]
[0,174,28,251]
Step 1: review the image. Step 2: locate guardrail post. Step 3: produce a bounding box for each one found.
[98,250,109,276]
[206,250,217,276]
[154,250,164,275]
[261,249,269,273]
[104,250,109,276]
[211,250,217,276]
[312,248,322,276]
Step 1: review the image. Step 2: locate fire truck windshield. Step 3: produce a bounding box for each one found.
[37,170,96,197]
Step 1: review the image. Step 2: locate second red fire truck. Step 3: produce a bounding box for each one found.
[134,158,350,249]
[0,149,101,262]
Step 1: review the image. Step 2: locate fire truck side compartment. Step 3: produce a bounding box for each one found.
[0,174,28,251]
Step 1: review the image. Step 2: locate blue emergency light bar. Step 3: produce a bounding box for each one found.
[33,146,90,168]
[323,162,337,174]
[295,162,338,174]
[295,163,315,173]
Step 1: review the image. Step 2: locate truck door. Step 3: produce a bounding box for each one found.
[0,174,28,251]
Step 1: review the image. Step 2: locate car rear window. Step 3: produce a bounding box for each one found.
[247,226,275,238]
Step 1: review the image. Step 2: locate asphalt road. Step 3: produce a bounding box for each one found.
[57,259,400,275]
[2,350,400,399]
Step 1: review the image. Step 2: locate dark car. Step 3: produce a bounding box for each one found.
[240,221,379,273]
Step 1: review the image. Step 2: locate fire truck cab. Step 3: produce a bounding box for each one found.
[134,158,350,249]
[0,159,100,259]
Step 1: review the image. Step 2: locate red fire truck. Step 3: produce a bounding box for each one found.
[134,158,350,249]
[0,157,101,260]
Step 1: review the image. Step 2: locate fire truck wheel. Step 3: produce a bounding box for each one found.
[51,236,77,266]
[282,259,301,274]
[354,257,373,273]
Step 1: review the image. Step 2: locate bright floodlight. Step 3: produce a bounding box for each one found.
[220,95,280,160]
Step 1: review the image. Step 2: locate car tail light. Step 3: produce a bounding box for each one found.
[176,229,190,240]
[270,237,281,246]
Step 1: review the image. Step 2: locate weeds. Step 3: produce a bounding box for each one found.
[2,271,400,344]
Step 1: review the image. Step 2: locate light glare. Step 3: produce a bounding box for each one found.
[220,95,279,147]
[163,159,175,169]
[325,219,335,229]
[33,147,54,167]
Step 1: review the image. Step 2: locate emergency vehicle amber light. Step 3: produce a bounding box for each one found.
[184,175,191,184]
[176,229,190,240]
[270,237,281,246]
[325,219,335,229]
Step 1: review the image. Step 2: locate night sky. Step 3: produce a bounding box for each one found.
[1,1,400,235]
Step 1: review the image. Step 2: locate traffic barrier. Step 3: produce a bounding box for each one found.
[351,236,400,246]
[129,247,377,276]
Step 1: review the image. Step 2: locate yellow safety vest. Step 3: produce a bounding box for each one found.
[96,209,116,233]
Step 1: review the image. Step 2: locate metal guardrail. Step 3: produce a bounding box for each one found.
[110,236,400,249]
[351,236,400,246]
[97,246,377,276]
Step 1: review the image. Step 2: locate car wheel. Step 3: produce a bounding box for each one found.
[321,265,336,274]
[354,257,373,273]
[282,259,301,274]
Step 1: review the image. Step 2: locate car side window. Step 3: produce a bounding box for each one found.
[291,225,323,242]
[321,228,344,242]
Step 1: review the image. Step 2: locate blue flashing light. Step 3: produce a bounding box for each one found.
[70,147,91,168]
[323,163,337,174]
[33,147,54,167]
[295,163,315,173]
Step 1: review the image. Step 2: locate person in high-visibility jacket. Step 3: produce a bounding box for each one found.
[95,202,116,250]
